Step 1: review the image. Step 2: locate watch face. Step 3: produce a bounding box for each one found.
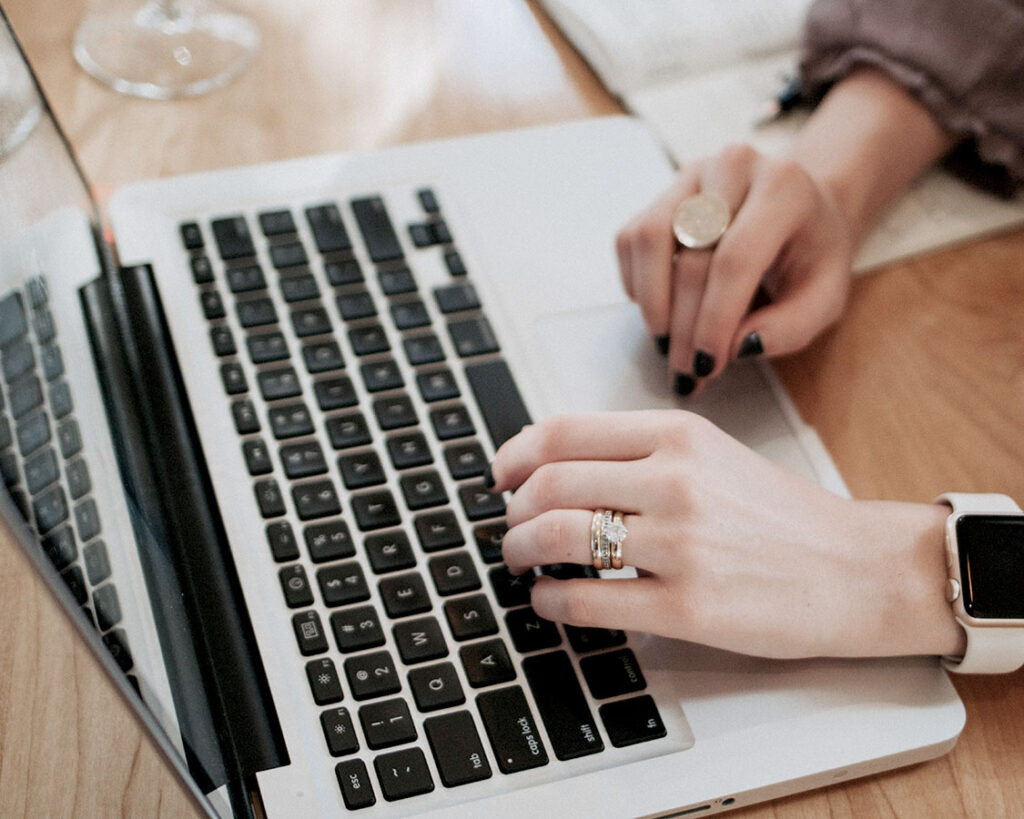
[957,515,1024,619]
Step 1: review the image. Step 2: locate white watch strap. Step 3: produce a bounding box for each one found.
[936,492,1024,674]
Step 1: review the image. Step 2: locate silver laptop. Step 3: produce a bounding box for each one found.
[0,10,964,818]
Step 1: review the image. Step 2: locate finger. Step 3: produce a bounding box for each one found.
[690,167,815,378]
[731,257,849,359]
[505,460,650,528]
[530,575,664,633]
[503,509,652,574]
[627,167,701,341]
[490,411,667,491]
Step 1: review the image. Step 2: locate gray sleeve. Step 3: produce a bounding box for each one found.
[799,0,1024,188]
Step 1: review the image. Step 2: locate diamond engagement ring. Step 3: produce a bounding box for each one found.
[591,509,627,570]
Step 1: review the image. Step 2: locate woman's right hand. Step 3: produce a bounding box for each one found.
[615,143,854,395]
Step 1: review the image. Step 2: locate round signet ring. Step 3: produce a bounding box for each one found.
[672,192,731,250]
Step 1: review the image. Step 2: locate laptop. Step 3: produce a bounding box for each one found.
[0,9,964,818]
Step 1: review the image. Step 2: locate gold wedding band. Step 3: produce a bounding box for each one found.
[590,509,608,570]
[672,192,731,250]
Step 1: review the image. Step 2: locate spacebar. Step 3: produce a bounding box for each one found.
[464,358,532,449]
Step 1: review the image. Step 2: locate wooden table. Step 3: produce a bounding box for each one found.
[2,1,1023,816]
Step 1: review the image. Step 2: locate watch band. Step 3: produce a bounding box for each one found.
[936,492,1024,674]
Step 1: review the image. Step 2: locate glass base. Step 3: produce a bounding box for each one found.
[73,1,260,100]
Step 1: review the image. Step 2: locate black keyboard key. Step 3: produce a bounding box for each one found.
[444,248,467,277]
[320,707,359,756]
[231,399,261,434]
[378,267,417,296]
[303,341,345,373]
[351,490,401,531]
[429,404,474,440]
[25,277,47,309]
[280,272,320,303]
[408,663,465,713]
[541,562,599,580]
[33,484,68,534]
[489,565,533,608]
[359,358,403,392]
[325,258,363,286]
[280,440,327,479]
[39,344,63,382]
[0,293,27,347]
[459,482,506,521]
[226,265,267,294]
[279,564,315,608]
[351,197,403,262]
[314,376,357,411]
[17,411,50,456]
[93,583,123,630]
[416,368,460,402]
[344,650,401,700]
[460,638,516,688]
[82,539,111,585]
[599,695,667,748]
[444,441,487,479]
[220,362,247,395]
[291,307,332,337]
[293,610,330,656]
[386,432,433,470]
[48,381,72,419]
[390,299,430,330]
[476,686,549,774]
[243,438,273,476]
[431,220,452,244]
[359,698,417,749]
[103,629,133,672]
[24,447,59,494]
[465,358,532,449]
[330,605,385,653]
[211,216,255,260]
[448,316,499,358]
[33,309,55,344]
[3,339,34,382]
[565,626,627,654]
[393,616,448,664]
[254,478,286,518]
[325,412,371,449]
[424,710,492,787]
[414,509,464,552]
[364,530,416,574]
[338,450,386,489]
[179,222,204,251]
[506,607,561,653]
[417,188,440,213]
[306,203,352,253]
[247,331,289,363]
[399,470,448,510]
[269,403,314,439]
[304,519,356,562]
[210,325,237,356]
[444,594,497,641]
[379,572,431,618]
[402,333,444,366]
[259,209,296,236]
[317,562,369,607]
[374,748,434,802]
[0,416,10,450]
[42,526,76,571]
[61,564,88,605]
[372,395,417,430]
[434,283,480,314]
[428,551,480,596]
[348,324,390,356]
[335,760,375,810]
[306,657,344,705]
[10,375,43,418]
[237,298,278,328]
[270,241,308,269]
[408,223,434,248]
[522,651,603,760]
[191,255,214,284]
[336,291,377,321]
[580,648,646,699]
[292,479,341,520]
[74,498,101,543]
[266,521,300,562]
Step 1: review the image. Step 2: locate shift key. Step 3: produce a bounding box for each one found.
[476,686,548,773]
[522,651,604,760]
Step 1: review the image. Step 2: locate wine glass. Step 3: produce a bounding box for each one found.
[73,0,260,100]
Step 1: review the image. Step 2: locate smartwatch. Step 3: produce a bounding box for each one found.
[936,493,1024,673]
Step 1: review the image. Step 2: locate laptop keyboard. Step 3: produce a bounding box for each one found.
[183,188,668,808]
[0,279,133,676]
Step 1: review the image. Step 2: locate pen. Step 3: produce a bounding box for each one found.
[754,74,803,127]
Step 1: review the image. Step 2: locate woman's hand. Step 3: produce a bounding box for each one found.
[490,411,964,660]
[615,144,854,396]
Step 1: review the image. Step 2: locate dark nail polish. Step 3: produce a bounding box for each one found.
[737,332,764,359]
[483,463,496,489]
[654,335,670,356]
[693,349,715,377]
[674,373,696,396]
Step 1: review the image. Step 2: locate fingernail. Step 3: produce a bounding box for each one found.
[483,463,496,489]
[673,373,696,396]
[654,335,670,356]
[737,332,764,359]
[693,349,715,377]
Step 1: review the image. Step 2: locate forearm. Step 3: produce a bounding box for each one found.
[788,67,958,247]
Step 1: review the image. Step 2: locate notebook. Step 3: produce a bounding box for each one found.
[0,10,964,818]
